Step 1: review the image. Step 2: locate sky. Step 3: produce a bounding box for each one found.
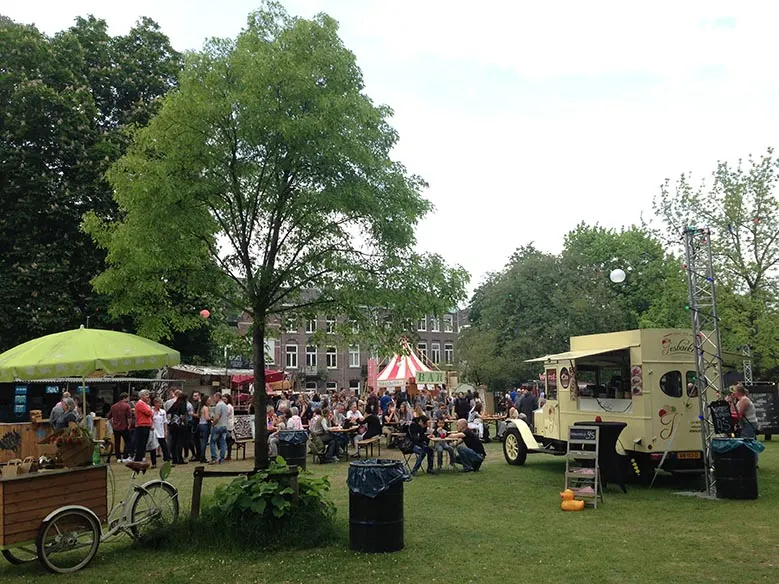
[4,1,779,294]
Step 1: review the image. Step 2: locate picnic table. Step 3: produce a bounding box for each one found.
[480,415,506,437]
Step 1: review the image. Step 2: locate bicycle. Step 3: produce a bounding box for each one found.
[1,456,179,574]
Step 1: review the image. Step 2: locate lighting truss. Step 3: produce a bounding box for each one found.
[682,227,725,496]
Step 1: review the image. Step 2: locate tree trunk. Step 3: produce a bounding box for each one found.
[253,313,269,469]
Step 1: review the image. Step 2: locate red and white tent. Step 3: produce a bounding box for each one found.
[376,347,432,388]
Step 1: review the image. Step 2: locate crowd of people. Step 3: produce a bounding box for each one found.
[265,386,488,474]
[101,389,236,467]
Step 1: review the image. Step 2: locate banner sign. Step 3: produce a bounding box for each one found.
[416,371,444,384]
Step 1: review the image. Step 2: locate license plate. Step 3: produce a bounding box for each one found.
[677,451,701,460]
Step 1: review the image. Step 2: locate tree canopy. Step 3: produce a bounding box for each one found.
[0,15,180,352]
[85,2,468,468]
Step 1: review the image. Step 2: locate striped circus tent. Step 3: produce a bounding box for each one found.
[376,347,432,388]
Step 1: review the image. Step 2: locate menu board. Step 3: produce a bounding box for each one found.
[750,386,779,435]
[708,400,733,435]
[14,385,28,416]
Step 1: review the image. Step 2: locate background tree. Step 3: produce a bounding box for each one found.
[654,149,779,374]
[0,16,180,352]
[85,2,468,469]
[459,226,682,389]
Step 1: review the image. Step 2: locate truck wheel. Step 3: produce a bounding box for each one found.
[503,428,527,465]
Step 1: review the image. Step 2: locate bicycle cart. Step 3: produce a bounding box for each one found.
[1,461,179,574]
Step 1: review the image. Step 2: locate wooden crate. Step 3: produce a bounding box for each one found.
[0,465,107,547]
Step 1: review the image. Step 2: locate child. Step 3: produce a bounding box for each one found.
[433,418,456,470]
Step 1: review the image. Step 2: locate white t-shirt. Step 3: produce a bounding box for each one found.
[346,410,363,422]
[152,409,167,439]
[226,404,235,432]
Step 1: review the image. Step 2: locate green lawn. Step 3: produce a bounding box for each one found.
[3,440,778,584]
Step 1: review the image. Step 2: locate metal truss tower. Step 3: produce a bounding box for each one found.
[741,345,753,386]
[682,227,726,496]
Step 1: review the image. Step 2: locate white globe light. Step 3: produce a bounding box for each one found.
[610,268,626,283]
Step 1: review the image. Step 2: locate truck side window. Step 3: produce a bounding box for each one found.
[686,371,698,396]
[546,369,557,400]
[659,371,682,398]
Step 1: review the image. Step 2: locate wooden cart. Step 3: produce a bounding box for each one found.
[0,466,108,550]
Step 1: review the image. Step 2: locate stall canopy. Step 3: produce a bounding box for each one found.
[232,369,285,385]
[377,348,433,388]
[525,345,637,363]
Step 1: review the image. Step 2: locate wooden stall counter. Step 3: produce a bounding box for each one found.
[0,418,108,464]
[0,465,108,547]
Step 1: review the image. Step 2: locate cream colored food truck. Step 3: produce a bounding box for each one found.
[503,328,705,477]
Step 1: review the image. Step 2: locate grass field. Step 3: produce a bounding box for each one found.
[2,440,777,584]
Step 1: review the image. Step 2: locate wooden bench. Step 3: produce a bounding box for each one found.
[356,435,381,458]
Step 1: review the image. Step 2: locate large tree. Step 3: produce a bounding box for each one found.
[0,16,180,352]
[85,2,468,469]
[654,149,779,373]
[459,226,681,389]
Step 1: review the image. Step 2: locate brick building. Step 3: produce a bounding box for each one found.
[260,311,468,393]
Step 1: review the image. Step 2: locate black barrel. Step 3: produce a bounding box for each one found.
[277,430,308,470]
[348,459,408,553]
[713,438,758,500]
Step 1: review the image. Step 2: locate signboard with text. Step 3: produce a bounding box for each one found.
[416,371,444,384]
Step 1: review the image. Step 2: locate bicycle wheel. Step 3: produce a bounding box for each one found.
[2,545,38,564]
[36,508,100,574]
[130,481,179,540]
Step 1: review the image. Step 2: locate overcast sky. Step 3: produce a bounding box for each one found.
[5,1,779,294]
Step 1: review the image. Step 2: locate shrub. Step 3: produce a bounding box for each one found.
[154,457,340,551]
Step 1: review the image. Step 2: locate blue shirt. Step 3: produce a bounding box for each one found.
[380,395,393,413]
[510,390,518,402]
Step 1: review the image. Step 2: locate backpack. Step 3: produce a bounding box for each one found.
[398,436,415,455]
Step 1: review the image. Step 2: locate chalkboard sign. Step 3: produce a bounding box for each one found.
[750,385,779,436]
[569,426,597,442]
[709,400,733,435]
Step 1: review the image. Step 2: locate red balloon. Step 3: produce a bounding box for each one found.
[200,309,210,319]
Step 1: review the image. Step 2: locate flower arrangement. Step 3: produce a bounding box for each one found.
[46,423,92,447]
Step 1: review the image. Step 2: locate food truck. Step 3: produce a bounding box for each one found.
[503,329,707,477]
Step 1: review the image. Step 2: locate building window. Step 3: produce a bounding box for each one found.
[430,317,440,332]
[306,319,317,334]
[417,317,427,332]
[285,344,298,369]
[351,321,360,334]
[444,342,453,364]
[444,314,453,332]
[417,342,427,359]
[326,347,337,369]
[431,342,441,364]
[305,346,317,368]
[348,345,360,368]
[326,381,338,391]
[326,316,336,334]
[305,381,318,391]
[284,315,297,333]
[349,380,360,392]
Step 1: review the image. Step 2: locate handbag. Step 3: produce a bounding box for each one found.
[399,437,415,455]
[1,459,23,478]
[146,430,159,451]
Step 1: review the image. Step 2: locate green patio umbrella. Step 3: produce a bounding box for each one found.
[0,325,180,382]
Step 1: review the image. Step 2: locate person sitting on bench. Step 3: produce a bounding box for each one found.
[409,415,435,475]
[353,411,382,458]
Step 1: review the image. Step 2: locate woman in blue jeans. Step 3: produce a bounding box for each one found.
[198,397,212,463]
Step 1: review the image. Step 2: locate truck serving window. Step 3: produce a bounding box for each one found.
[659,371,683,398]
[545,369,557,400]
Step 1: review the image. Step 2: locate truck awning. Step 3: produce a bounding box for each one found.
[525,345,636,363]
